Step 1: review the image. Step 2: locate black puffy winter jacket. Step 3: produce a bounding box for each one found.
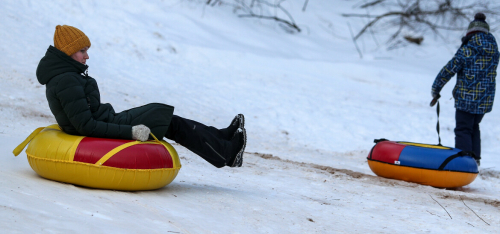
[36,46,174,139]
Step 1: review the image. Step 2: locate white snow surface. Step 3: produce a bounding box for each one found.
[1,0,499,233]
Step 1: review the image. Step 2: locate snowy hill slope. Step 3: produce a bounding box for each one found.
[1,0,499,233]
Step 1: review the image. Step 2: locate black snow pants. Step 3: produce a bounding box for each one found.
[455,109,485,159]
[165,115,233,168]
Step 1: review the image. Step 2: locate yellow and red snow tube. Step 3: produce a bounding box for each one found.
[13,125,181,191]
[367,139,478,188]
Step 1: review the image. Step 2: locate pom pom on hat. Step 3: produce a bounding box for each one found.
[474,13,486,21]
[53,25,91,56]
[466,13,489,36]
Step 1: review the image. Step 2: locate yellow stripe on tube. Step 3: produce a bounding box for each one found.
[95,141,142,166]
[94,141,163,166]
[398,142,451,150]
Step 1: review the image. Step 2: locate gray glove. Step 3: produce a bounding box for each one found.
[132,125,150,141]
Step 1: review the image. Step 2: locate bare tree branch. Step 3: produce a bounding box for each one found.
[347,22,363,58]
[459,196,491,226]
[228,0,301,33]
[302,0,310,12]
[430,195,452,219]
[344,0,500,46]
[360,0,385,9]
[239,13,301,32]
[344,11,403,40]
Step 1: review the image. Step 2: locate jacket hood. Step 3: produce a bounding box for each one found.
[479,33,498,56]
[461,32,498,55]
[36,45,88,85]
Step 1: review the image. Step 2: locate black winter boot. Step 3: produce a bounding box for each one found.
[220,114,245,140]
[226,128,246,167]
[165,115,241,168]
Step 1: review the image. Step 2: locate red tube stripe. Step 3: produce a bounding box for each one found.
[74,137,173,169]
[370,141,406,164]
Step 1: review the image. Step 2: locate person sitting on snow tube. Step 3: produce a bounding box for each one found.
[35,25,246,168]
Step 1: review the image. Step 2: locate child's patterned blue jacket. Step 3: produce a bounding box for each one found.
[432,32,499,114]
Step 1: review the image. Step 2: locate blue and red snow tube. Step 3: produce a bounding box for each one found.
[367,139,478,188]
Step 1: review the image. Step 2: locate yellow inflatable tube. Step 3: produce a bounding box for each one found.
[13,125,181,191]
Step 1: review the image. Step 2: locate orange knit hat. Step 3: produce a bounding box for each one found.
[53,25,91,56]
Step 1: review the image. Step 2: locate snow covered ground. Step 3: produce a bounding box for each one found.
[0,0,499,233]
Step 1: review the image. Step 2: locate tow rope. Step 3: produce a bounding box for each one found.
[430,94,442,146]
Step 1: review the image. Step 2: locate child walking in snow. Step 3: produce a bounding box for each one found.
[431,13,499,166]
[36,25,246,168]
